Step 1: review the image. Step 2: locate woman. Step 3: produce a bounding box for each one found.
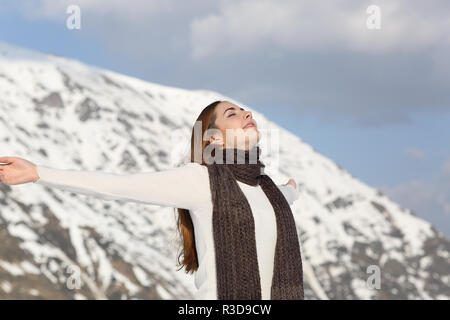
[0,100,303,300]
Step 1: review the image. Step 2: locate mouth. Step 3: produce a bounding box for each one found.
[243,122,256,129]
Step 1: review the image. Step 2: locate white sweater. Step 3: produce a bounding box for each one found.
[35,162,300,299]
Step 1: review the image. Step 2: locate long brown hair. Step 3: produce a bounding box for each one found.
[175,100,223,274]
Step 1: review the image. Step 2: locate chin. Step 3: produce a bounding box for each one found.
[245,132,260,146]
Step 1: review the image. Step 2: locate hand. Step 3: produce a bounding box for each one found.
[0,156,39,185]
[285,178,296,189]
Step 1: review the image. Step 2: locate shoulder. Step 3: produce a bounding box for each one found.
[276,182,300,205]
[174,162,209,182]
[285,183,300,202]
[175,162,212,210]
[180,161,207,173]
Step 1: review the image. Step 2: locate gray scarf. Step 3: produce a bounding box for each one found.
[205,145,304,299]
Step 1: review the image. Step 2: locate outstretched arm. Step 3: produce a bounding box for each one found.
[33,163,208,210]
[0,156,208,211]
[277,179,299,205]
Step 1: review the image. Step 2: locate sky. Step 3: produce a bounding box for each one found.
[1,0,449,237]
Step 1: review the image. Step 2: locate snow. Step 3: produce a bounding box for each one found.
[0,39,448,300]
[0,281,12,293]
[132,266,153,286]
[0,260,25,276]
[20,261,41,274]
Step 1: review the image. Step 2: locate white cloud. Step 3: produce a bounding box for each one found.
[9,0,450,122]
[404,147,426,161]
[189,0,450,59]
[14,0,177,21]
[12,1,450,60]
[382,179,436,209]
[380,156,450,237]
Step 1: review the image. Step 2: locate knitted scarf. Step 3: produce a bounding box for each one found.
[205,145,304,300]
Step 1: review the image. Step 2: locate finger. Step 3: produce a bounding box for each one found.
[287,179,296,188]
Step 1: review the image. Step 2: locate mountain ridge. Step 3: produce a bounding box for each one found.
[0,40,448,299]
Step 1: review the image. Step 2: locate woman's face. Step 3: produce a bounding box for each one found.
[210,101,261,150]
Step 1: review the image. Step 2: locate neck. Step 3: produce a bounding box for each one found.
[221,145,260,165]
[215,145,265,186]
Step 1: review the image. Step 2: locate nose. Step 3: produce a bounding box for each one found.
[243,111,252,120]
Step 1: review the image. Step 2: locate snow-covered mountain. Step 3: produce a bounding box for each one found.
[0,41,448,300]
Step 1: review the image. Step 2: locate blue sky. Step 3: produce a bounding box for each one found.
[1,0,449,237]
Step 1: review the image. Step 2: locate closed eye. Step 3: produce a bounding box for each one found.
[224,107,244,117]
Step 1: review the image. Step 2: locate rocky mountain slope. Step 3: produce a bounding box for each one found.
[0,41,448,299]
